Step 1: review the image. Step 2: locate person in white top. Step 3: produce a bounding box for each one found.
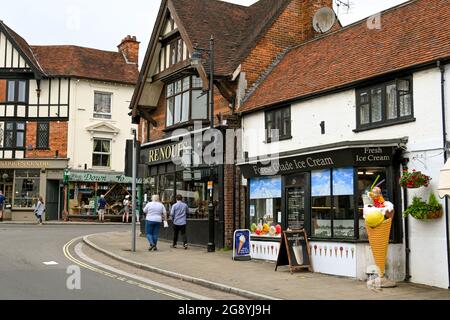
[143,195,167,251]
[123,195,130,223]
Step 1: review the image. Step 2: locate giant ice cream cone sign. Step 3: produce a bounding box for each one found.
[366,218,392,277]
[363,178,396,287]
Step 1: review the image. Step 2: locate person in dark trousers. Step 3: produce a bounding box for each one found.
[170,194,189,249]
[97,195,107,223]
[0,191,5,222]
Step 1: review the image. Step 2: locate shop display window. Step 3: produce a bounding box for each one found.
[311,167,355,239]
[332,167,355,239]
[13,170,40,209]
[249,176,282,237]
[311,170,332,238]
[176,171,208,220]
[69,182,96,215]
[159,173,175,212]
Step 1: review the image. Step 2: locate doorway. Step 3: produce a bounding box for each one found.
[284,173,309,230]
[46,180,60,221]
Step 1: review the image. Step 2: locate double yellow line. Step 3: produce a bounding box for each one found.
[62,237,189,300]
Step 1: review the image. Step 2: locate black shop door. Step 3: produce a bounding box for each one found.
[46,180,60,221]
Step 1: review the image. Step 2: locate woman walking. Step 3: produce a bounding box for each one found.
[34,196,45,225]
[143,195,167,251]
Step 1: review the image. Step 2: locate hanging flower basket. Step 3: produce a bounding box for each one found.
[399,170,431,189]
[403,194,443,220]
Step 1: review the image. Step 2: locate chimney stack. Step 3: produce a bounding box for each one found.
[118,35,140,64]
[300,0,335,39]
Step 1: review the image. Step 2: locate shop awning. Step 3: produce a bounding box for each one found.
[438,159,450,198]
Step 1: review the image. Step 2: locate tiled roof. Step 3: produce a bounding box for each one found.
[171,0,290,76]
[31,45,139,85]
[1,22,43,73]
[0,20,138,84]
[241,0,450,113]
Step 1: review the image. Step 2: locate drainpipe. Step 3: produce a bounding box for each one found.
[403,186,411,282]
[438,60,450,289]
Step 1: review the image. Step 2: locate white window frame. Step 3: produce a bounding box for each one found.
[93,91,113,119]
[92,138,112,168]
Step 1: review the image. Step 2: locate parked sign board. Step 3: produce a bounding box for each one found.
[233,229,251,261]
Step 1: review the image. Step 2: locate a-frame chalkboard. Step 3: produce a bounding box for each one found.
[275,229,313,274]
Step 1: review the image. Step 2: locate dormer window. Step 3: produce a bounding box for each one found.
[166,76,207,127]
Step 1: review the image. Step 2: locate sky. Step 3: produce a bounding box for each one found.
[0,0,408,66]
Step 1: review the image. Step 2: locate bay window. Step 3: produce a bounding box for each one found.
[166,76,207,127]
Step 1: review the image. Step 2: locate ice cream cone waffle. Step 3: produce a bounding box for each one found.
[366,218,392,277]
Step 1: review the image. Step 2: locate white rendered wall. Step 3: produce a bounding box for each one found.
[242,67,449,288]
[67,79,136,173]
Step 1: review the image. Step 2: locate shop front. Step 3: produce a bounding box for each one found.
[239,140,406,280]
[65,170,143,221]
[140,138,224,248]
[0,159,68,221]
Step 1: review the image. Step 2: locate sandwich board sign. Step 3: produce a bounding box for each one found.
[233,229,251,261]
[275,229,312,273]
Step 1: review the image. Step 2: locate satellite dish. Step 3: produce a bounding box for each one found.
[313,7,336,34]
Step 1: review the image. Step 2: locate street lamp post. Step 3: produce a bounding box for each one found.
[131,128,137,252]
[191,35,215,253]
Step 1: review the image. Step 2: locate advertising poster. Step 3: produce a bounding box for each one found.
[233,229,251,261]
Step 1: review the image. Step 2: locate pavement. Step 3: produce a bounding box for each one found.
[84,231,450,300]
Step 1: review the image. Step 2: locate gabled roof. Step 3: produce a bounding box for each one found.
[31,45,138,85]
[0,20,138,85]
[242,0,450,113]
[170,0,290,76]
[0,20,45,76]
[130,0,291,120]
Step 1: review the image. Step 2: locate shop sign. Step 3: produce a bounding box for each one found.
[147,140,191,165]
[240,147,395,178]
[233,229,251,261]
[68,171,144,184]
[0,159,68,169]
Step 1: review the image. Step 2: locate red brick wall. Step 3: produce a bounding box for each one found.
[0,80,6,102]
[242,0,333,89]
[26,121,68,158]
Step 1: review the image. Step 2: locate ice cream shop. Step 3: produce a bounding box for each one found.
[239,140,406,280]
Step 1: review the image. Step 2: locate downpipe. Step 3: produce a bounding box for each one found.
[438,60,450,289]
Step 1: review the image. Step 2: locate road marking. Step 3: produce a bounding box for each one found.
[74,243,210,301]
[62,237,209,300]
[43,261,59,265]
